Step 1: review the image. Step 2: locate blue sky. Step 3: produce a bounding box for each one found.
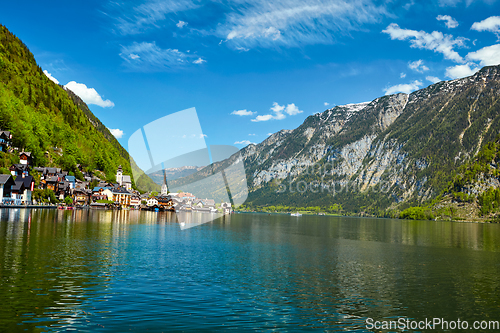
[2,0,500,149]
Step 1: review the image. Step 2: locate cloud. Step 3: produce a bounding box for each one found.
[111,0,199,35]
[437,15,459,28]
[249,133,256,136]
[217,0,388,48]
[284,103,303,115]
[109,128,124,138]
[445,63,480,79]
[267,133,273,136]
[324,102,329,106]
[426,76,441,83]
[384,80,423,95]
[251,102,302,122]
[234,140,254,145]
[400,72,406,78]
[471,16,500,35]
[231,109,256,116]
[64,81,115,108]
[466,44,500,66]
[251,114,275,122]
[43,70,59,84]
[193,57,206,64]
[408,59,429,73]
[382,23,467,63]
[176,20,188,28]
[119,41,203,71]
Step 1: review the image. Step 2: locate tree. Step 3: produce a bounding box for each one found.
[64,196,73,205]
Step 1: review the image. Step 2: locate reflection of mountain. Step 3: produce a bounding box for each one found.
[149,166,204,185]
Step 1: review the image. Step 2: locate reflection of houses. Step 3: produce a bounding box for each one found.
[116,165,132,190]
[0,131,12,152]
[0,174,14,203]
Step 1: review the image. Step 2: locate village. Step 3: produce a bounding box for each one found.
[0,130,232,213]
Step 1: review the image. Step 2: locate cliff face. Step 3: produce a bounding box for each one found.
[237,65,500,211]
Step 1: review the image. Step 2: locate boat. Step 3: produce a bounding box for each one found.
[290,212,302,216]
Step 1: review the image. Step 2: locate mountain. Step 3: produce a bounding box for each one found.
[0,24,159,191]
[185,65,500,214]
[148,166,204,185]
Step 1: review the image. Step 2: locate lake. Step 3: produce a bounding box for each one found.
[0,209,499,332]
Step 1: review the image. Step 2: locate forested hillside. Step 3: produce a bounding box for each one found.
[0,24,158,191]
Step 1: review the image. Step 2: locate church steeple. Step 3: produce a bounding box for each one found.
[161,170,168,195]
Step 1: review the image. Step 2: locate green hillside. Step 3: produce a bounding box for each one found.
[0,24,158,191]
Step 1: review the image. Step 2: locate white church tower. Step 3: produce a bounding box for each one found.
[161,170,168,195]
[116,165,123,185]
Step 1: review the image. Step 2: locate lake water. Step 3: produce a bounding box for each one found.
[0,209,499,332]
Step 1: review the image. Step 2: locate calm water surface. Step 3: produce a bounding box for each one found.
[0,209,499,332]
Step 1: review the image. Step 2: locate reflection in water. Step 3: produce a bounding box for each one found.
[0,210,499,331]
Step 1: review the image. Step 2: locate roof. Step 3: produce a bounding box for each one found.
[20,176,34,187]
[65,175,76,182]
[10,164,30,171]
[45,175,59,182]
[0,174,14,185]
[19,151,32,157]
[122,175,131,183]
[12,180,25,192]
[111,188,132,194]
[93,186,112,192]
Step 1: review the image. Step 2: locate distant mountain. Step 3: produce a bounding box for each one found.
[148,166,204,185]
[0,24,158,191]
[188,65,500,214]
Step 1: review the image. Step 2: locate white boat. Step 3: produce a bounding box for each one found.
[290,212,302,216]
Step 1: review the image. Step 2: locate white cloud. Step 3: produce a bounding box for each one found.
[324,102,329,106]
[235,46,250,52]
[284,103,303,115]
[43,70,59,84]
[471,16,500,35]
[384,80,423,95]
[445,63,480,78]
[234,140,254,145]
[218,0,388,48]
[426,76,441,83]
[109,128,124,138]
[252,114,275,122]
[466,44,500,66]
[267,133,273,136]
[231,109,256,116]
[382,23,467,63]
[400,72,406,78]
[437,15,459,28]
[251,102,302,121]
[112,0,199,35]
[120,41,203,71]
[249,133,256,136]
[408,59,429,73]
[64,81,115,108]
[176,20,188,28]
[193,57,206,64]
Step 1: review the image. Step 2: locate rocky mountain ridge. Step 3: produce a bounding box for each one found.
[235,65,500,212]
